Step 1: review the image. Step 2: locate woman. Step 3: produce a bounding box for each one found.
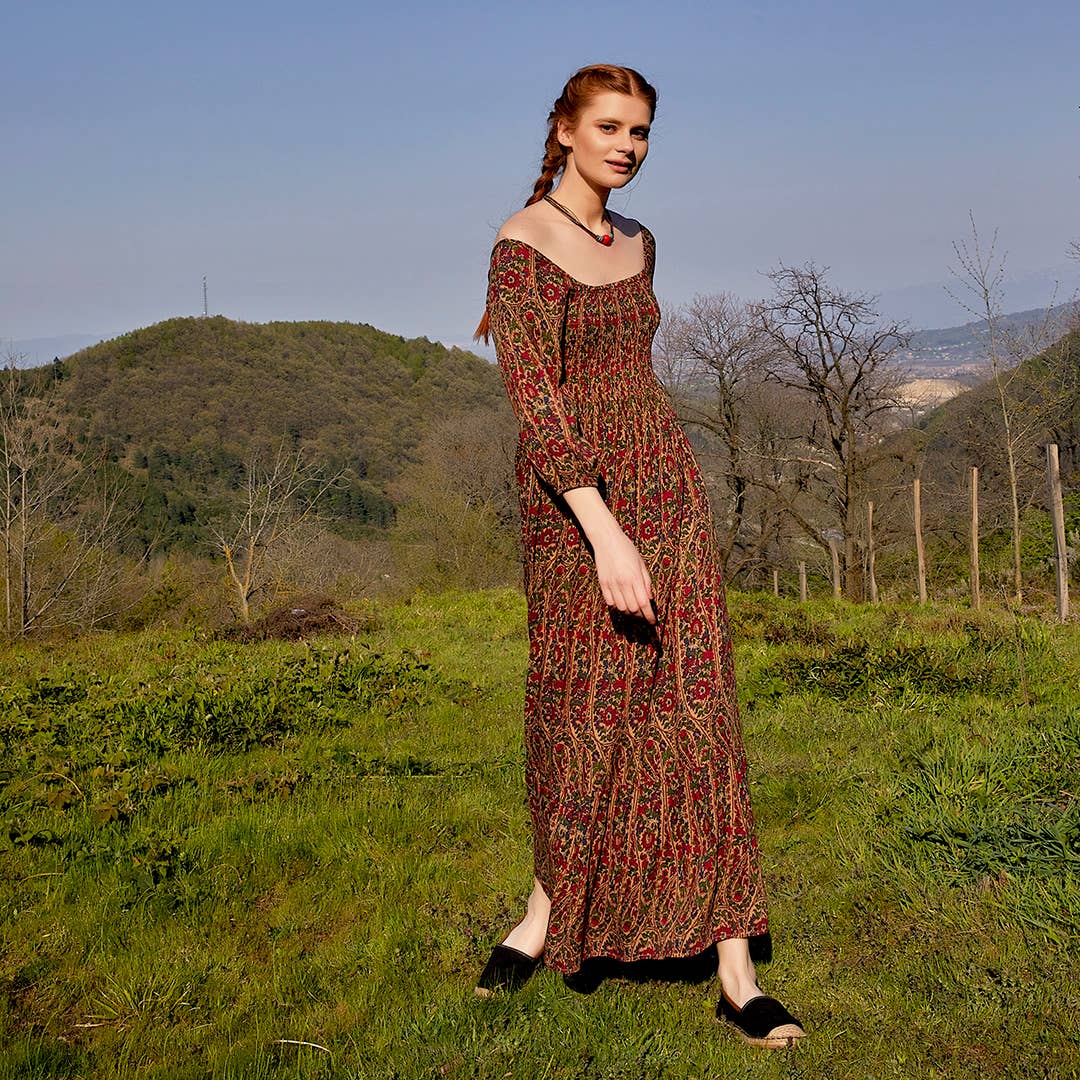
[472,63,805,1051]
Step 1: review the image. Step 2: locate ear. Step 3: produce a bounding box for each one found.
[556,118,573,151]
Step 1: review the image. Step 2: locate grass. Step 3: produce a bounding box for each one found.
[1,588,1078,1078]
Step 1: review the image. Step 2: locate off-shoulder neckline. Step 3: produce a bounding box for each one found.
[491,227,652,289]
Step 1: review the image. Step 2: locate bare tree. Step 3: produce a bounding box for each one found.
[0,356,136,635]
[387,405,520,592]
[756,261,911,599]
[654,292,779,576]
[203,436,344,624]
[946,212,1072,605]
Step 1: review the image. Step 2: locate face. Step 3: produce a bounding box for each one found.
[557,90,652,188]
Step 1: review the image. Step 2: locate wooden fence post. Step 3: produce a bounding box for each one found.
[828,536,842,598]
[772,568,780,597]
[1047,444,1069,622]
[914,474,927,604]
[799,560,807,603]
[970,466,980,611]
[867,500,878,604]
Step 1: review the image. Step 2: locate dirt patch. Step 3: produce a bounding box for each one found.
[221,594,371,642]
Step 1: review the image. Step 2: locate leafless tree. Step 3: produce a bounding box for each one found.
[756,261,911,599]
[946,211,1072,605]
[654,292,791,579]
[387,405,520,592]
[0,355,136,636]
[203,436,344,623]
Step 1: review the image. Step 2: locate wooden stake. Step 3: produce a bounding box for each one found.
[914,474,927,604]
[828,536,842,598]
[799,560,807,603]
[1046,444,1069,622]
[867,500,878,604]
[970,466,980,611]
[772,567,780,597]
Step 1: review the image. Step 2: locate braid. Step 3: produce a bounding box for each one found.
[474,63,658,344]
[525,125,568,207]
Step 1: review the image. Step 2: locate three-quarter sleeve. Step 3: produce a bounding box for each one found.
[486,240,603,497]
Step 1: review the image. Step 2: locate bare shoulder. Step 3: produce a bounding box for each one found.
[494,204,552,247]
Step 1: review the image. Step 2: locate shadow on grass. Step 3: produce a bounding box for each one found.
[561,933,772,994]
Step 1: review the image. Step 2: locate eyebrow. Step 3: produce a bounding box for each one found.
[596,117,651,131]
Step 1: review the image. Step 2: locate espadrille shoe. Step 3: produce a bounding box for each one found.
[474,943,544,997]
[716,987,806,1049]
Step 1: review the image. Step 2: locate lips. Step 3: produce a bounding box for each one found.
[607,160,632,171]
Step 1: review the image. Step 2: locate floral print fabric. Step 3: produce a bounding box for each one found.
[485,225,768,975]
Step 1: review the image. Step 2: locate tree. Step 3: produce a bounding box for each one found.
[756,262,911,599]
[387,405,520,592]
[653,292,789,580]
[203,436,344,624]
[946,212,1071,605]
[0,355,135,635]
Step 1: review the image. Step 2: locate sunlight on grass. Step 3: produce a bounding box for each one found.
[1,588,1078,1076]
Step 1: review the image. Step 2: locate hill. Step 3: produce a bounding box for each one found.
[899,301,1077,377]
[892,326,1080,578]
[32,316,504,551]
[915,324,1080,477]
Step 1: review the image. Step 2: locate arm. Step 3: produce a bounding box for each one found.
[486,240,654,625]
[486,239,603,496]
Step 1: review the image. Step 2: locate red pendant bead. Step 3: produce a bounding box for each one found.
[601,234,612,245]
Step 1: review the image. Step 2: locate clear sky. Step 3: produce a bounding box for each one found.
[4,0,1078,359]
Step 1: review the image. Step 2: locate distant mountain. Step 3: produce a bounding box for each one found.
[913,324,1080,493]
[24,317,504,552]
[879,261,1080,331]
[898,302,1077,379]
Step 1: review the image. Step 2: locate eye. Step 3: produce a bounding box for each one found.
[600,123,616,132]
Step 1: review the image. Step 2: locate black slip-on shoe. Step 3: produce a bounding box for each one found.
[474,943,544,997]
[716,987,806,1049]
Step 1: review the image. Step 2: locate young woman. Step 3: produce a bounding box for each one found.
[472,63,805,1051]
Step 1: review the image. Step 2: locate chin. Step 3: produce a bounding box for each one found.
[597,173,631,189]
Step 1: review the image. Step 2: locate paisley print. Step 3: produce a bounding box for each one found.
[485,225,768,975]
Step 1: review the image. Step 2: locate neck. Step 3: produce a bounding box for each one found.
[550,170,610,234]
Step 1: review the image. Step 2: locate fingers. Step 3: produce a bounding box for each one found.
[603,566,656,624]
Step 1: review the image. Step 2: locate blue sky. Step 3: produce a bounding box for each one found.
[3,0,1078,360]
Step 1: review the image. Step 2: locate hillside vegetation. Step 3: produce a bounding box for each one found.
[916,325,1080,484]
[31,317,505,550]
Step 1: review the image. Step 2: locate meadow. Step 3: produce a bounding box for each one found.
[1,589,1077,1078]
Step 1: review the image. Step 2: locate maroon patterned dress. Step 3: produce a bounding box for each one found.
[485,224,768,976]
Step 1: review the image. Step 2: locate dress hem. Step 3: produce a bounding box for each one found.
[543,917,771,976]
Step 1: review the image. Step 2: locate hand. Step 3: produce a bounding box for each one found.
[560,485,656,626]
[592,524,656,625]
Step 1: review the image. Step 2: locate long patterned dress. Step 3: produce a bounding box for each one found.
[485,224,768,976]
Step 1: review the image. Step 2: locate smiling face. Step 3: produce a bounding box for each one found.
[557,90,652,190]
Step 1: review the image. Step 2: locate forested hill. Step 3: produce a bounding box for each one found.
[36,316,504,551]
[913,325,1080,495]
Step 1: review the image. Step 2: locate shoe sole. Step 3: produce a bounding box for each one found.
[714,1015,806,1049]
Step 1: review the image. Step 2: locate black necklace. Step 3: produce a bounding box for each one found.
[543,194,615,246]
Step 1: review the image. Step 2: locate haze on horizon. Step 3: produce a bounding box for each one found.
[3,1,1078,361]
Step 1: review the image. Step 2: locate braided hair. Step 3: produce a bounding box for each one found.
[474,63,657,344]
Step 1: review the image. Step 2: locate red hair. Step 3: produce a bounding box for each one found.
[473,63,658,344]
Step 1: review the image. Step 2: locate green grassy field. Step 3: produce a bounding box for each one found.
[1,589,1078,1078]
